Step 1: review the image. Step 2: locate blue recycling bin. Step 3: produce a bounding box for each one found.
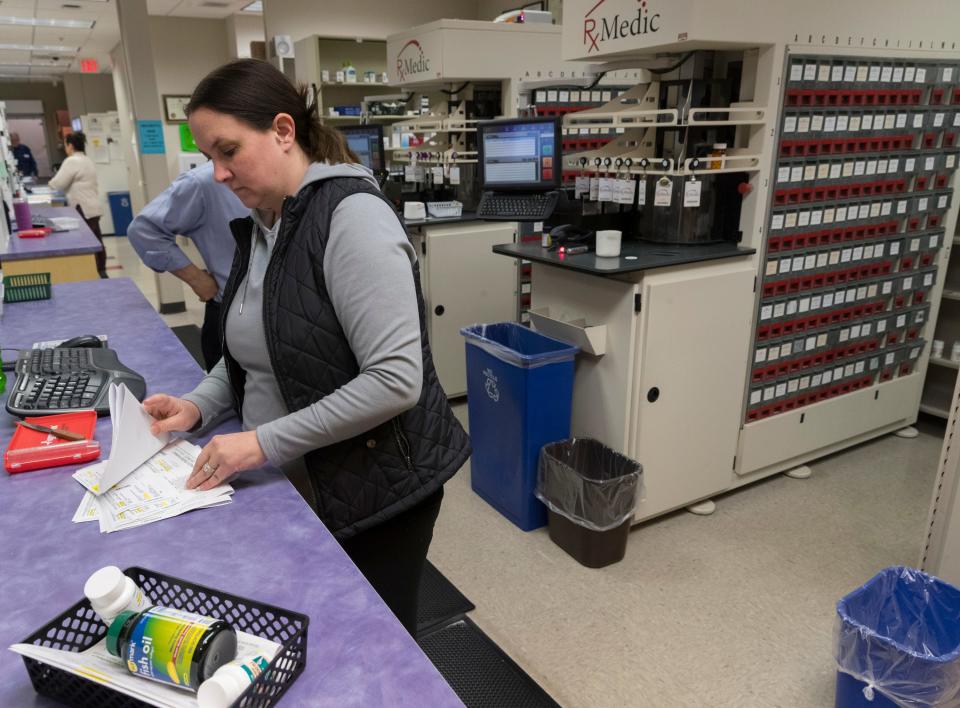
[107,191,133,236]
[835,566,960,707]
[461,323,579,531]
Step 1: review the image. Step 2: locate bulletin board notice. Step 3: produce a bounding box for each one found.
[137,120,165,155]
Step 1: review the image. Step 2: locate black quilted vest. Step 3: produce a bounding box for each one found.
[220,176,470,539]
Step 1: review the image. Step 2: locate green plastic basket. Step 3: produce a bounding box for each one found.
[3,272,52,303]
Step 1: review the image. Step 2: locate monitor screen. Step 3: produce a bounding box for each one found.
[338,125,384,171]
[478,117,560,191]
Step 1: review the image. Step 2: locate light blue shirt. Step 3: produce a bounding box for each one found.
[127,161,248,301]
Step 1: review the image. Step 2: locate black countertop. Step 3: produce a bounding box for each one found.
[493,240,756,276]
[404,211,479,227]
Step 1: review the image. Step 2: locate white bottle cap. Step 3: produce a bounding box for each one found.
[197,666,247,708]
[84,566,126,609]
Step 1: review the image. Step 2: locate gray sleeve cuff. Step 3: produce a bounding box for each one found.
[181,359,235,426]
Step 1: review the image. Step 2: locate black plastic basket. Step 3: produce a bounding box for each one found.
[18,567,309,708]
[3,272,52,303]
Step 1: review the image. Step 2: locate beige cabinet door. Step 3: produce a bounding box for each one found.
[630,261,757,520]
[422,222,518,397]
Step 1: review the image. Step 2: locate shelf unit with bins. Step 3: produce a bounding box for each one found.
[744,55,959,433]
[922,191,960,417]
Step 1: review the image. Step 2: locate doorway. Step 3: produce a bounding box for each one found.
[8,115,52,178]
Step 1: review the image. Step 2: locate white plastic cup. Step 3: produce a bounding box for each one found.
[595,230,622,258]
[932,340,945,359]
[951,342,960,363]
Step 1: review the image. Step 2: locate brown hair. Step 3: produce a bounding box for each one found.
[65,131,87,152]
[186,59,358,164]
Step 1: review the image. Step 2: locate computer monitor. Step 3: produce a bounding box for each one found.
[477,117,561,192]
[338,124,385,172]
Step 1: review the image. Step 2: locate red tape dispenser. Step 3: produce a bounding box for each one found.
[4,411,100,474]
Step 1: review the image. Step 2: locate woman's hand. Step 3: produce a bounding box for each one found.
[186,431,267,491]
[143,394,201,435]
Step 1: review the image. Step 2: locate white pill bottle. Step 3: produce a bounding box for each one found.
[83,566,152,624]
[197,655,272,708]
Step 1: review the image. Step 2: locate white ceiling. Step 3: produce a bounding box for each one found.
[0,0,260,79]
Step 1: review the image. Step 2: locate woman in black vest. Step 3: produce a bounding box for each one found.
[144,59,470,635]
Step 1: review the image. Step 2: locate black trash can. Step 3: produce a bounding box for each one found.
[536,438,642,568]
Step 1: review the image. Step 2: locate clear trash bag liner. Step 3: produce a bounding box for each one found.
[535,438,643,532]
[834,566,960,707]
[460,323,579,369]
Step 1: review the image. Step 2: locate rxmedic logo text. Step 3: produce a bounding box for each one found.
[396,39,430,80]
[583,0,660,53]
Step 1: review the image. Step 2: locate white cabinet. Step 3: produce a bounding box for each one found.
[411,221,517,397]
[530,256,756,522]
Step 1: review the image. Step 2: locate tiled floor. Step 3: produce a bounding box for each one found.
[109,234,948,708]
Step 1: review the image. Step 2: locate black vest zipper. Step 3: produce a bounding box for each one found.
[392,417,414,471]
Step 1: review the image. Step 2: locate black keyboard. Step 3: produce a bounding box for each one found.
[6,347,147,417]
[477,191,560,221]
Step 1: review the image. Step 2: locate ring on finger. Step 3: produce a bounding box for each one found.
[202,462,219,475]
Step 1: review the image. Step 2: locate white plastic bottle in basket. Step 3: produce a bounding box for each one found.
[197,654,274,708]
[83,566,152,624]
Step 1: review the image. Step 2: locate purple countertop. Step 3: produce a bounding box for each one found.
[0,278,462,707]
[3,206,103,261]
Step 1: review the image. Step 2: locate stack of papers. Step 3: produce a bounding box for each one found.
[71,384,234,533]
[11,631,281,708]
[73,440,234,533]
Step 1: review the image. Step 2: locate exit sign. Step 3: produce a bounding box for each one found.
[80,58,98,73]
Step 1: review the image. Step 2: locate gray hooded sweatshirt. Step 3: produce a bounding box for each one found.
[182,162,422,467]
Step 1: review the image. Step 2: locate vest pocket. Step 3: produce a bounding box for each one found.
[392,417,414,471]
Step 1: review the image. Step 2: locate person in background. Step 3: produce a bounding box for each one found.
[143,59,470,635]
[10,133,38,178]
[127,161,248,370]
[48,132,106,277]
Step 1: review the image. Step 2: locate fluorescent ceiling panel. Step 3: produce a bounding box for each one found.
[0,42,78,52]
[0,15,95,29]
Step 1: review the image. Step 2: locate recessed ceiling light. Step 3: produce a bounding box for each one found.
[0,15,95,29]
[0,42,79,52]
[242,1,263,12]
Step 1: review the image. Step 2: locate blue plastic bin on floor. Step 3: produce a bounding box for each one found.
[461,323,579,531]
[834,566,960,707]
[107,191,133,236]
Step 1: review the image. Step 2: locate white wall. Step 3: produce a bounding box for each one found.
[263,0,481,43]
[226,13,265,59]
[148,16,232,181]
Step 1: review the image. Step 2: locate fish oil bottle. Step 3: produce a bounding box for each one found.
[106,606,237,691]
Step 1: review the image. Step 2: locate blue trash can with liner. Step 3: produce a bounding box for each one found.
[834,566,960,707]
[461,323,579,531]
[107,191,134,236]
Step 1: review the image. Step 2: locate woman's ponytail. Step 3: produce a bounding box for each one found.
[299,83,359,164]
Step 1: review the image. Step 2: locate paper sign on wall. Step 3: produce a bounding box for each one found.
[137,120,165,155]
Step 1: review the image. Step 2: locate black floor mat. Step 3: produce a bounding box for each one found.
[417,561,475,637]
[417,617,560,708]
[171,325,204,369]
